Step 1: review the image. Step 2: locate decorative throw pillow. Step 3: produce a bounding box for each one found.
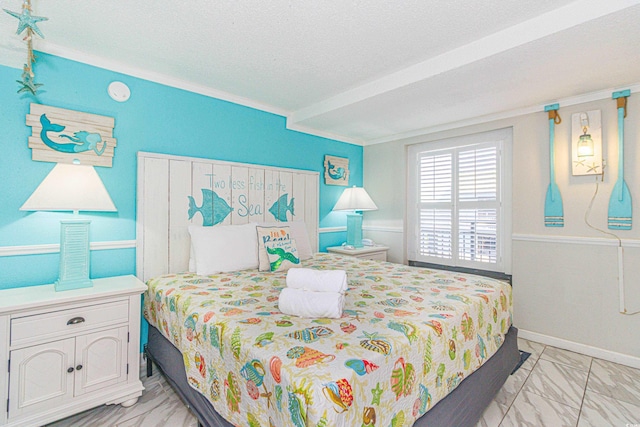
[258,221,313,260]
[265,239,300,272]
[188,223,259,275]
[256,226,292,271]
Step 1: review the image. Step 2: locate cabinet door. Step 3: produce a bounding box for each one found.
[9,338,75,419]
[74,326,128,396]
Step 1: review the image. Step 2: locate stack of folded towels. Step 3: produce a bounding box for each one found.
[278,268,347,319]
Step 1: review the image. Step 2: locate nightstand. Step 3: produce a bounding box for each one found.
[0,275,146,427]
[326,245,389,261]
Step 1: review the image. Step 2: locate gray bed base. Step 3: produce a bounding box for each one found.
[145,325,519,427]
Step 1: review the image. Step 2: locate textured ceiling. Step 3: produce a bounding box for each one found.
[1,0,639,145]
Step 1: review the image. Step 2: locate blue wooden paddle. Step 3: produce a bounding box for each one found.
[608,90,632,230]
[544,104,564,227]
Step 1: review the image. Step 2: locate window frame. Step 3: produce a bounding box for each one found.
[407,128,512,274]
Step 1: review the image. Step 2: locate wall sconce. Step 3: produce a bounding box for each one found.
[571,110,602,176]
[576,113,595,157]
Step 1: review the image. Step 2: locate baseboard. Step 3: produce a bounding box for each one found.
[518,329,640,369]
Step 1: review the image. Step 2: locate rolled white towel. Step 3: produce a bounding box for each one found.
[278,287,344,319]
[286,268,348,293]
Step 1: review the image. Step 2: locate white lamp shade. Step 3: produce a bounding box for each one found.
[333,186,378,211]
[20,163,117,212]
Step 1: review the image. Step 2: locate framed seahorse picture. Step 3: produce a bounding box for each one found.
[323,155,349,186]
[26,103,117,167]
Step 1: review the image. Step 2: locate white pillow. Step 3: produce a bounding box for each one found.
[258,221,313,260]
[189,243,196,272]
[188,223,259,275]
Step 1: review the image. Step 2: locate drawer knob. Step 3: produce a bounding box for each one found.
[67,367,74,373]
[67,317,85,325]
[76,364,83,371]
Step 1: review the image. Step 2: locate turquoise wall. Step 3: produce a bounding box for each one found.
[0,53,361,290]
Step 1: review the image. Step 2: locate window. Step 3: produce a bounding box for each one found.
[407,128,511,273]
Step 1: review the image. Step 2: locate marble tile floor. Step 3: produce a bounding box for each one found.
[48,338,640,427]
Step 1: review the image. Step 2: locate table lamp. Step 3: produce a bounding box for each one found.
[332,186,378,248]
[20,163,117,291]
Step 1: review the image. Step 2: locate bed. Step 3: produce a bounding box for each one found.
[136,152,518,427]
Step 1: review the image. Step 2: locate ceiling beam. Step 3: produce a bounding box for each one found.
[288,0,640,128]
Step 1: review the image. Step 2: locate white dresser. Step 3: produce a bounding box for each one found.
[0,275,146,427]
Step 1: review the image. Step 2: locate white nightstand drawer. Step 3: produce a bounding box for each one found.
[11,300,129,348]
[365,251,387,261]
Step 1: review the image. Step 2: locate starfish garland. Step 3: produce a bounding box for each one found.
[4,0,47,95]
[16,65,43,94]
[3,2,48,38]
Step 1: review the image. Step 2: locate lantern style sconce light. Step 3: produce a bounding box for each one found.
[571,110,602,176]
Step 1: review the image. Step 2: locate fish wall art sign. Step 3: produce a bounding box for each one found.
[188,189,234,226]
[187,172,296,226]
[324,155,349,186]
[26,103,117,167]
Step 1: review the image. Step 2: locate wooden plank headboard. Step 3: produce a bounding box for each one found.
[136,152,319,282]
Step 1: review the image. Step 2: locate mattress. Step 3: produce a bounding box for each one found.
[143,253,513,426]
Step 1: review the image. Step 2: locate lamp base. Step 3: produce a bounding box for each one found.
[55,219,93,292]
[346,213,363,248]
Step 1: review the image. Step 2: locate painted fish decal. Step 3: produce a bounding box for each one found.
[39,114,106,155]
[269,193,294,222]
[187,188,233,226]
[266,246,300,270]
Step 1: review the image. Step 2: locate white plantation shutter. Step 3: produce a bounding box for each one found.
[407,129,511,272]
[457,145,499,264]
[417,152,453,259]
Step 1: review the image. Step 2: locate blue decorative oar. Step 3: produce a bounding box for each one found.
[608,90,632,230]
[544,104,564,227]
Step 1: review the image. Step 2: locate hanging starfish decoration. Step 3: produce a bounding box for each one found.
[4,0,48,95]
[16,65,43,94]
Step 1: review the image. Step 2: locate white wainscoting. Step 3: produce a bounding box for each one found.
[0,240,136,257]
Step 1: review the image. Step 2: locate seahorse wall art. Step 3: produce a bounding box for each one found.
[324,155,350,186]
[25,103,117,167]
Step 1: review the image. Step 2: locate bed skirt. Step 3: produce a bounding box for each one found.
[145,324,519,427]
